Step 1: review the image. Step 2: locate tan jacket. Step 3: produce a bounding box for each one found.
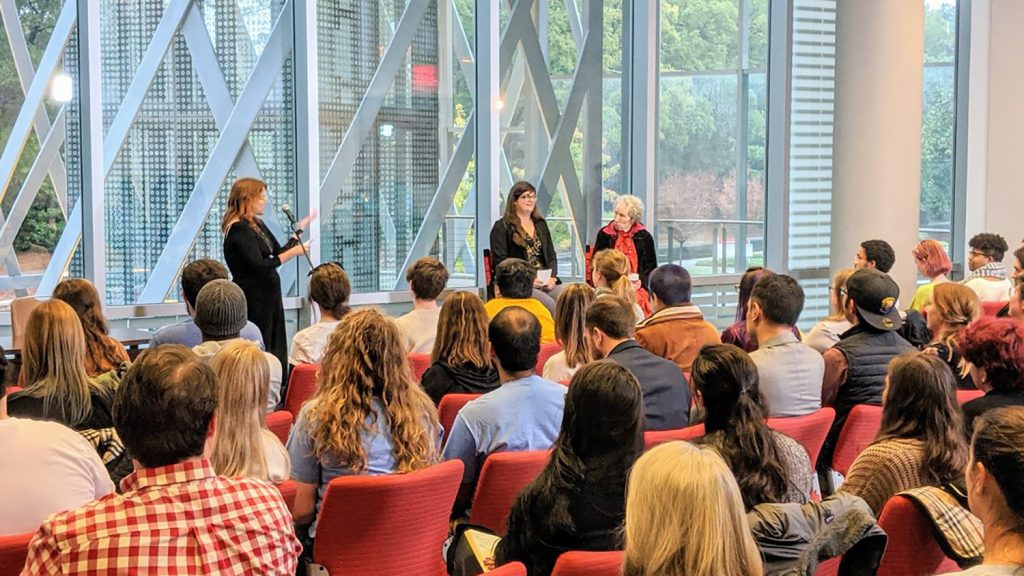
[635,304,721,373]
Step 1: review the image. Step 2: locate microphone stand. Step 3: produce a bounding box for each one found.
[285,214,314,270]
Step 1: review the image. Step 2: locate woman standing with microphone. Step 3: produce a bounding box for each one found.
[222,178,312,368]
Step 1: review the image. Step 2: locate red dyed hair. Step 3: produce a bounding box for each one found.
[959,317,1024,390]
[912,239,953,279]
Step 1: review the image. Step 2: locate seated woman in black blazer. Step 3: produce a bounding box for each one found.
[593,194,657,290]
[494,360,643,576]
[489,181,562,314]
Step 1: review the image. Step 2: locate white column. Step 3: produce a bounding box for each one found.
[830,0,924,297]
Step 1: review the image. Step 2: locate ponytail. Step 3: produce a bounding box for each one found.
[593,249,637,309]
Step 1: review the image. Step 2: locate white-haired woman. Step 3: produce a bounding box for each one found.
[593,194,657,290]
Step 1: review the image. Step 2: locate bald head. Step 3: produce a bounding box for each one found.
[489,306,541,373]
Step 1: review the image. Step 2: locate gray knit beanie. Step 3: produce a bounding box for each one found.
[194,279,248,337]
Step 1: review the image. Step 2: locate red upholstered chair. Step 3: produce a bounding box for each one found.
[0,532,33,576]
[275,479,297,512]
[490,562,528,576]
[284,363,319,418]
[5,386,23,395]
[956,389,984,405]
[643,424,705,450]
[468,450,550,535]
[584,244,594,286]
[831,404,884,476]
[408,353,432,382]
[551,550,624,576]
[438,393,482,445]
[484,248,493,287]
[265,410,293,445]
[876,495,960,575]
[313,460,463,576]
[535,341,563,375]
[981,300,1007,317]
[767,407,836,471]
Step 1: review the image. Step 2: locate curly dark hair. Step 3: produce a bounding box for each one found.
[861,240,896,273]
[969,233,1010,261]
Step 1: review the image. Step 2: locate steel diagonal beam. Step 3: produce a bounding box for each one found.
[0,0,68,215]
[138,2,293,303]
[451,1,475,89]
[0,0,75,204]
[563,0,583,49]
[318,0,431,213]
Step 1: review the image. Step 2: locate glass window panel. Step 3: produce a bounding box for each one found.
[919,0,957,244]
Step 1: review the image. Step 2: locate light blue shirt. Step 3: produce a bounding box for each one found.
[442,374,567,485]
[149,318,265,350]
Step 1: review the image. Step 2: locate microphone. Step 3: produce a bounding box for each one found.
[281,204,297,224]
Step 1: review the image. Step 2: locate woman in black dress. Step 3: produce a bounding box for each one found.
[222,178,309,368]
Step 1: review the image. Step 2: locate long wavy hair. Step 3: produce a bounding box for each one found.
[593,249,638,310]
[431,291,491,369]
[733,267,771,324]
[554,283,595,370]
[210,340,288,480]
[21,300,109,426]
[691,344,790,509]
[306,309,440,472]
[221,177,266,233]
[929,282,980,353]
[502,181,543,247]
[624,441,764,576]
[877,352,967,486]
[53,278,124,376]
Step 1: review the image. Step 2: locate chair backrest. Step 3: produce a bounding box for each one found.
[876,495,960,576]
[408,353,432,382]
[5,386,23,395]
[313,460,464,576]
[643,424,705,450]
[535,341,564,375]
[551,550,624,576]
[265,410,294,445]
[956,389,984,405]
[468,450,550,535]
[275,479,297,512]
[284,363,319,418]
[0,532,34,576]
[981,301,1007,317]
[484,248,493,287]
[438,393,482,445]
[490,562,528,576]
[831,404,884,476]
[584,244,594,286]
[10,296,41,340]
[767,407,836,470]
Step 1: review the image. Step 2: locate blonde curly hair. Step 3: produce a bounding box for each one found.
[614,195,645,224]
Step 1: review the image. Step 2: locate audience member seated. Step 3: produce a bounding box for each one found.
[998,246,1024,317]
[820,269,915,467]
[721,266,772,352]
[1009,276,1024,321]
[420,292,500,405]
[635,264,720,373]
[210,340,290,483]
[485,258,556,343]
[838,352,968,514]
[191,280,283,412]
[592,194,658,290]
[592,249,645,323]
[289,262,351,365]
[7,300,129,482]
[805,268,855,353]
[149,258,265,349]
[395,256,449,354]
[20,345,302,574]
[495,361,643,576]
[287,309,441,545]
[909,239,953,311]
[922,282,981,389]
[853,239,896,272]
[443,307,567,513]
[543,283,595,382]
[586,297,690,431]
[53,278,130,377]
[946,407,1024,576]
[623,441,764,576]
[693,345,812,508]
[965,233,1013,303]
[748,274,823,416]
[959,318,1024,437]
[0,367,113,535]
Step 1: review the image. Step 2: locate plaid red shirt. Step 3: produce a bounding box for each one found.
[21,459,301,575]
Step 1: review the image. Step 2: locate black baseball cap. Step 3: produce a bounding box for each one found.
[846,269,902,331]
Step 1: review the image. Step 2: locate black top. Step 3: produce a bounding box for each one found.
[489,218,558,278]
[606,340,691,431]
[421,361,501,405]
[593,228,658,290]
[223,219,292,370]
[921,341,975,389]
[496,468,626,576]
[7,387,115,431]
[962,388,1024,438]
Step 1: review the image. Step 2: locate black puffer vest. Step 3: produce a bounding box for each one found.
[833,325,916,413]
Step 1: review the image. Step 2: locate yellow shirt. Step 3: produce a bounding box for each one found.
[484,297,556,344]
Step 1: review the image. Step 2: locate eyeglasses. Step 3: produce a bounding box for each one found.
[516,192,537,200]
[307,261,345,277]
[970,250,989,259]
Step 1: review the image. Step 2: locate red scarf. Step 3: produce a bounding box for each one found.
[602,221,645,273]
